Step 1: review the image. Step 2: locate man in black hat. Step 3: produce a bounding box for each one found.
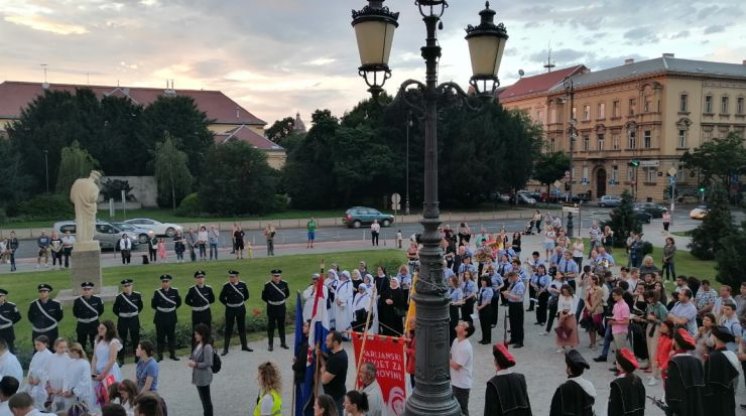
[704,326,739,416]
[0,289,21,354]
[608,348,645,416]
[185,271,215,331]
[113,279,143,364]
[550,349,596,416]
[151,274,181,361]
[73,281,104,352]
[665,328,704,416]
[484,343,532,416]
[27,284,62,349]
[261,269,290,351]
[219,270,252,355]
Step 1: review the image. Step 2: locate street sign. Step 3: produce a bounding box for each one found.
[393,203,401,211]
[553,180,562,188]
[391,193,401,205]
[667,167,677,177]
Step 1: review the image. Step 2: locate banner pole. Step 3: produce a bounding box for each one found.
[355,286,377,387]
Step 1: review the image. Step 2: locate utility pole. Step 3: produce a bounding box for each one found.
[563,77,575,202]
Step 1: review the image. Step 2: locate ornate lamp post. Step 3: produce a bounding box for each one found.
[352,2,508,415]
[563,77,576,205]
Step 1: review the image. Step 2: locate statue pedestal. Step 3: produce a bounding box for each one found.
[61,241,117,305]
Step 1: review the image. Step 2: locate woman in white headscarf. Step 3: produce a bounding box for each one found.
[352,283,373,332]
[324,269,339,329]
[334,271,354,333]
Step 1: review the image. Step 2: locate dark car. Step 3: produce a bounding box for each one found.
[343,206,395,228]
[634,202,668,218]
[633,209,653,224]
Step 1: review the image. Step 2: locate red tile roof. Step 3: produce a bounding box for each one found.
[214,125,284,151]
[0,81,266,126]
[498,65,589,103]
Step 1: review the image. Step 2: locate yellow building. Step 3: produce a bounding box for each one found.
[501,55,746,202]
[0,81,287,169]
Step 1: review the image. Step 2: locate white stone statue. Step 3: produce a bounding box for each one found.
[70,170,102,246]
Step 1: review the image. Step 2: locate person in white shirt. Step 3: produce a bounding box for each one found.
[8,392,45,416]
[21,336,52,409]
[370,220,381,247]
[0,339,22,383]
[63,343,96,412]
[449,320,474,416]
[0,375,19,416]
[45,338,72,412]
[333,271,353,333]
[359,362,386,416]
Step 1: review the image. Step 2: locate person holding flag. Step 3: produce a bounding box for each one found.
[299,269,330,416]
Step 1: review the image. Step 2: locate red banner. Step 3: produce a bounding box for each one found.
[351,333,407,416]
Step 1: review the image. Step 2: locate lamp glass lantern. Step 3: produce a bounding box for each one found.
[351,1,400,92]
[465,2,508,93]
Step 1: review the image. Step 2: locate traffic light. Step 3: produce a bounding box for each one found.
[628,159,640,167]
[699,186,705,193]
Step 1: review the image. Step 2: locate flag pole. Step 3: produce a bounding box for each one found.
[355,285,377,387]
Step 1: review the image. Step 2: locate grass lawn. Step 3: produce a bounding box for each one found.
[2,249,405,360]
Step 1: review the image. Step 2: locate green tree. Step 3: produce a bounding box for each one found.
[533,151,570,196]
[716,220,746,287]
[689,185,733,260]
[681,132,746,188]
[55,141,98,194]
[154,136,193,210]
[0,139,33,209]
[265,116,295,144]
[199,141,279,215]
[603,190,640,248]
[96,96,146,175]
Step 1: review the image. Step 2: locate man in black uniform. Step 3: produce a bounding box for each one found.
[113,279,143,364]
[608,348,645,416]
[484,343,532,416]
[261,269,290,351]
[549,349,596,416]
[151,274,181,361]
[73,281,104,352]
[219,270,252,355]
[0,289,22,354]
[28,284,62,350]
[665,328,705,416]
[185,270,215,331]
[703,326,738,416]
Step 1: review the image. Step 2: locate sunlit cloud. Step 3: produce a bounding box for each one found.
[4,15,88,35]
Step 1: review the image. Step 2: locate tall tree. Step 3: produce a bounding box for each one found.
[689,185,733,260]
[603,190,641,248]
[265,116,295,144]
[533,151,571,196]
[96,96,146,175]
[0,139,33,208]
[682,132,746,188]
[199,141,278,215]
[153,135,193,210]
[55,141,98,194]
[716,220,746,287]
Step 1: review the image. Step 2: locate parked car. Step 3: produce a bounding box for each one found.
[123,218,183,237]
[343,207,395,228]
[112,222,151,244]
[633,202,668,218]
[598,195,622,208]
[53,220,140,250]
[632,209,653,224]
[690,205,709,220]
[515,192,537,205]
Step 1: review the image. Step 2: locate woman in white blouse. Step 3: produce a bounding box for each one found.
[63,342,97,411]
[23,336,53,409]
[91,320,123,383]
[45,338,72,412]
[555,285,580,352]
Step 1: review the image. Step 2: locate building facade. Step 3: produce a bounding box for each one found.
[501,55,746,203]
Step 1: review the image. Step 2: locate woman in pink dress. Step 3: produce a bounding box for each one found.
[157,238,167,261]
[555,284,580,352]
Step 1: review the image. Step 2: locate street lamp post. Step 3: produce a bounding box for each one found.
[563,77,576,205]
[406,111,412,215]
[351,2,508,416]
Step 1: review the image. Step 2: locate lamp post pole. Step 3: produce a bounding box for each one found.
[406,111,412,215]
[564,77,575,204]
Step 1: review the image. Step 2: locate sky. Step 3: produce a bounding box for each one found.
[1,0,745,127]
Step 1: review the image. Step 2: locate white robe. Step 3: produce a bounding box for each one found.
[302,284,328,322]
[63,359,96,411]
[46,353,72,411]
[22,349,52,409]
[0,351,23,383]
[324,276,339,328]
[333,280,353,331]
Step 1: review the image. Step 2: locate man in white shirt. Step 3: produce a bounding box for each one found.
[0,340,21,384]
[450,320,474,415]
[359,362,386,416]
[8,392,44,416]
[0,376,19,416]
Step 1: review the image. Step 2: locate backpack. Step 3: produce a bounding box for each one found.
[212,350,222,373]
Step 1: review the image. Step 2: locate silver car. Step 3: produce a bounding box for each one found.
[53,220,140,250]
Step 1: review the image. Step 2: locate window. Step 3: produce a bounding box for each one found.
[611,166,619,183]
[583,105,590,121]
[680,94,688,112]
[613,101,620,118]
[627,131,637,149]
[612,134,620,150]
[705,95,713,113]
[582,167,589,182]
[597,134,605,151]
[629,99,636,116]
[627,167,635,181]
[583,135,590,151]
[644,98,651,113]
[721,96,729,114]
[643,130,652,148]
[598,103,606,119]
[645,168,657,183]
[572,107,577,121]
[550,108,557,123]
[678,130,687,148]
[737,97,744,115]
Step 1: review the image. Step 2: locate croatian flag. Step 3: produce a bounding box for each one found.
[299,278,329,416]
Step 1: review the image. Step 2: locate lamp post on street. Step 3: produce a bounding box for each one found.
[406,110,413,215]
[563,77,576,204]
[351,2,508,415]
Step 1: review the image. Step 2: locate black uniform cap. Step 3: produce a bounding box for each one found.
[0,289,7,295]
[120,279,134,286]
[160,274,173,281]
[194,270,206,278]
[712,325,736,344]
[271,269,282,275]
[81,282,95,289]
[228,270,240,276]
[38,284,53,292]
[565,349,590,372]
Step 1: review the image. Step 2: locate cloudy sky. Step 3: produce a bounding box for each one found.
[1,0,744,126]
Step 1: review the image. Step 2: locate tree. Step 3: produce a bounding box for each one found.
[689,185,733,260]
[153,136,193,210]
[533,151,570,196]
[682,132,746,188]
[199,141,279,215]
[55,141,98,194]
[0,139,33,209]
[716,220,746,287]
[603,190,640,248]
[265,116,295,144]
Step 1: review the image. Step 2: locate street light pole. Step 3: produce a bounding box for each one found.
[563,77,575,203]
[351,2,508,416]
[406,111,412,215]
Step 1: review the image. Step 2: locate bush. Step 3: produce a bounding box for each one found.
[689,186,733,260]
[716,220,746,287]
[602,191,641,248]
[175,193,202,217]
[10,193,73,219]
